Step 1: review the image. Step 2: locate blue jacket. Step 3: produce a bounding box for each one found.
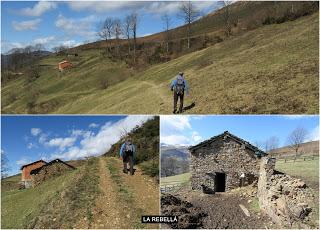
[120,142,136,157]
[170,76,189,95]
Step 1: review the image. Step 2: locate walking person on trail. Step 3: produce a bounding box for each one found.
[120,137,136,175]
[170,72,189,114]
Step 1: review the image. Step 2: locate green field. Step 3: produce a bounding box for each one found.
[276,157,319,189]
[2,13,318,114]
[161,173,191,186]
[1,158,100,229]
[1,170,77,228]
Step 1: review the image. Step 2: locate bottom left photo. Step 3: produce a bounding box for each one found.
[1,115,160,229]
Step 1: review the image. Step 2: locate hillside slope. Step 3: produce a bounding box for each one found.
[269,140,319,157]
[1,157,159,229]
[2,12,318,114]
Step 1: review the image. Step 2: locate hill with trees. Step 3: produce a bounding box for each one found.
[1,1,318,114]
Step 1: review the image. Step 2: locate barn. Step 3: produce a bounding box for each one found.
[20,160,47,188]
[58,60,72,71]
[189,131,267,193]
[30,159,75,187]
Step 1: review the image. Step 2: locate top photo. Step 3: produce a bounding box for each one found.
[1,1,319,115]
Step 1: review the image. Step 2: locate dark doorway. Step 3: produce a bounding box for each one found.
[215,172,226,192]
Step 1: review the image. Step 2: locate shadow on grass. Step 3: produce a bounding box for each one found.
[183,102,196,112]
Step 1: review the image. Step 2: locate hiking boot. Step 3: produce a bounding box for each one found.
[123,169,128,174]
[173,109,177,114]
[179,109,183,114]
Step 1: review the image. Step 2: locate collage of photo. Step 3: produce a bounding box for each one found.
[1,1,319,229]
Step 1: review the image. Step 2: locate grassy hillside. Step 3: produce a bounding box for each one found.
[2,12,318,114]
[1,158,100,229]
[161,173,191,186]
[1,173,21,192]
[269,140,319,157]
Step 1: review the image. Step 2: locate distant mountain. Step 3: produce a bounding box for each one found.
[161,145,190,161]
[161,144,190,177]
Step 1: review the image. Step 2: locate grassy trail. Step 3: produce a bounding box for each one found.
[100,157,159,229]
[90,157,129,229]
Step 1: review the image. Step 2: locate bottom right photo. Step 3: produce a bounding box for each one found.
[160,115,319,229]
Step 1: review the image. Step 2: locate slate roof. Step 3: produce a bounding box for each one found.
[20,160,47,170]
[189,131,267,156]
[30,159,76,175]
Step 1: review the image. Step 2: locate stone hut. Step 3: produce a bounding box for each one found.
[189,131,266,193]
[30,159,75,187]
[20,160,47,188]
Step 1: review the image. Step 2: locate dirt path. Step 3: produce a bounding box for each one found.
[116,160,160,214]
[91,157,159,229]
[91,157,129,229]
[141,80,194,114]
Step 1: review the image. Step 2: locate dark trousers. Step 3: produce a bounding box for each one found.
[123,151,134,175]
[173,92,184,112]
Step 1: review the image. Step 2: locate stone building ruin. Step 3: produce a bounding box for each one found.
[189,131,267,193]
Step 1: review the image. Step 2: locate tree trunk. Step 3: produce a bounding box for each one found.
[187,24,191,49]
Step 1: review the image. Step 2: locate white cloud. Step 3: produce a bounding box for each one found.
[89,123,99,128]
[55,14,97,39]
[51,115,152,160]
[33,36,55,45]
[191,131,202,143]
[161,134,190,146]
[67,1,220,16]
[282,115,313,120]
[67,1,145,13]
[31,128,41,136]
[38,133,48,144]
[16,158,31,166]
[27,143,37,149]
[20,1,57,17]
[307,125,320,142]
[12,19,42,31]
[161,116,191,131]
[1,41,25,53]
[47,137,77,151]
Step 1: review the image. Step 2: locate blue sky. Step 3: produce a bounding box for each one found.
[160,115,320,148]
[1,115,153,176]
[1,1,223,53]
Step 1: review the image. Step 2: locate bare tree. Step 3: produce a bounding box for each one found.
[253,140,264,150]
[98,17,114,52]
[288,127,308,157]
[162,13,172,54]
[129,12,138,63]
[223,1,232,37]
[264,136,280,153]
[1,150,10,178]
[34,43,45,52]
[113,18,123,56]
[123,15,132,54]
[178,1,200,49]
[119,127,130,140]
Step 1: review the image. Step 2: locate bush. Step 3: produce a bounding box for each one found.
[99,78,109,90]
[26,67,40,83]
[139,159,159,178]
[262,16,276,25]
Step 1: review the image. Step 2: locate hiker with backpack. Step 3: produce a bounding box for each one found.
[170,72,189,114]
[119,137,136,175]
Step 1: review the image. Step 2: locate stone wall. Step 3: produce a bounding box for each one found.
[190,137,260,192]
[31,162,74,187]
[258,157,315,228]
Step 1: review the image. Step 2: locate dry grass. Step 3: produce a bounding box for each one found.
[1,13,318,114]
